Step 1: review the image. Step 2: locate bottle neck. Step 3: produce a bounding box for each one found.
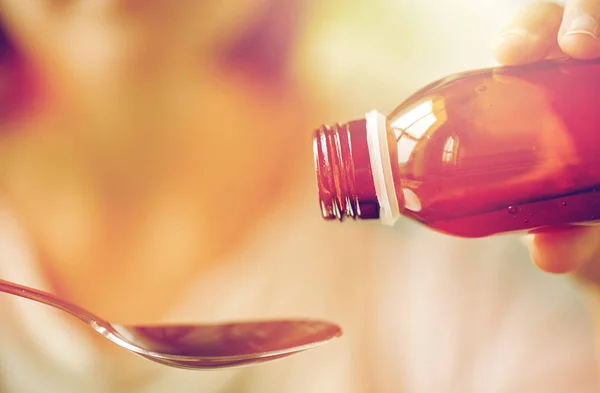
[313,119,380,221]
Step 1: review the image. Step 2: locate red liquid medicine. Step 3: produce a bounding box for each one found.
[313,58,600,237]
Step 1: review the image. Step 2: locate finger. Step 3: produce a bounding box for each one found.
[558,0,600,59]
[493,1,564,65]
[529,225,600,274]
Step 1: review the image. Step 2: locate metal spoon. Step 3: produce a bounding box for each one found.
[0,279,342,369]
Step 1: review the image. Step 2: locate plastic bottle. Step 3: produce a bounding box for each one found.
[313,58,600,237]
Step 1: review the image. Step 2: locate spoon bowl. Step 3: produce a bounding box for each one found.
[0,279,342,369]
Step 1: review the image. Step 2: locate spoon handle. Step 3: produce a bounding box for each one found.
[0,278,102,324]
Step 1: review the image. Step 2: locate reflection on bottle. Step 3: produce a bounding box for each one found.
[442,135,458,165]
[402,188,422,212]
[390,100,436,139]
[389,100,447,166]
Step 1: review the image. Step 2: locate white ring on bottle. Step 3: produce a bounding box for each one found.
[365,110,401,226]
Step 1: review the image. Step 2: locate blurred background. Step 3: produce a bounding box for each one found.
[295,0,527,115]
[3,1,596,393]
[0,0,527,313]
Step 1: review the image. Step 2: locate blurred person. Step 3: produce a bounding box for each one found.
[0,0,598,392]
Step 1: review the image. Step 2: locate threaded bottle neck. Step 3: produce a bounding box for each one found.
[313,119,379,221]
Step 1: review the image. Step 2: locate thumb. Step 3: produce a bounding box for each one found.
[558,0,600,59]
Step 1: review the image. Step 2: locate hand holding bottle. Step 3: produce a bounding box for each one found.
[493,0,600,279]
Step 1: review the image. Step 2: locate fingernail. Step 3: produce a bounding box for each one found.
[494,28,531,49]
[564,15,598,39]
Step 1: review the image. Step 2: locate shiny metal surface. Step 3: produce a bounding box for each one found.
[0,279,342,369]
